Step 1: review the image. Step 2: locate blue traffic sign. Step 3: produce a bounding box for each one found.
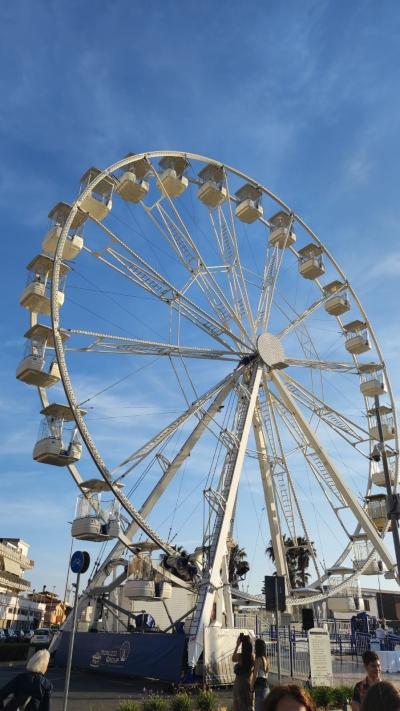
[70,550,90,574]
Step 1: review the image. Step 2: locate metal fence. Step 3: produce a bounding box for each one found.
[204,625,399,687]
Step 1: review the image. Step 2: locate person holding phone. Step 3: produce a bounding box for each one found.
[232,633,254,711]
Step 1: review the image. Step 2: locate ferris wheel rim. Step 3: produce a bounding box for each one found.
[41,149,398,602]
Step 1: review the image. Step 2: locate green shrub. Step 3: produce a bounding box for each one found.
[196,690,217,711]
[309,686,333,709]
[118,701,141,711]
[143,695,169,711]
[331,685,353,706]
[0,643,29,662]
[171,693,191,711]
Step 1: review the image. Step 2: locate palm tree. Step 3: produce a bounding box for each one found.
[228,543,250,588]
[266,535,315,589]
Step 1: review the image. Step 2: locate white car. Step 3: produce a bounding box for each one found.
[31,628,51,645]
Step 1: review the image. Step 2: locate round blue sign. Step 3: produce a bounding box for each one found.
[70,550,90,574]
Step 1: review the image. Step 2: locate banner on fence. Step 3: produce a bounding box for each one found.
[308,627,333,687]
[204,627,255,686]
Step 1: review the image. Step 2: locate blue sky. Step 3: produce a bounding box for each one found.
[1,0,400,599]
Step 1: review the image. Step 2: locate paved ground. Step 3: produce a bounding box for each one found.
[0,662,171,710]
[1,660,400,710]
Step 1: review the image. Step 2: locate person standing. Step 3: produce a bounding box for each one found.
[232,633,255,711]
[351,649,381,711]
[0,649,52,710]
[251,638,270,711]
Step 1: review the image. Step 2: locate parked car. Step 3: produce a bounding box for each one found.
[23,629,35,642]
[31,628,51,645]
[4,629,18,642]
[0,630,6,642]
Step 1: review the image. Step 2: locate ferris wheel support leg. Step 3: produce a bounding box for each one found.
[252,404,288,580]
[221,554,234,628]
[188,365,262,669]
[270,371,396,575]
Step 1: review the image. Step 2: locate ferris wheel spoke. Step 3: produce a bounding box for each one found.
[64,329,243,361]
[258,384,323,584]
[110,367,243,477]
[213,173,256,335]
[256,214,294,333]
[269,370,395,571]
[271,390,352,538]
[285,357,357,373]
[82,230,249,351]
[256,389,297,542]
[252,403,288,579]
[277,285,347,338]
[142,199,253,346]
[281,371,370,446]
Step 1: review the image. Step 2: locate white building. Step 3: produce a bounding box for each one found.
[0,538,45,630]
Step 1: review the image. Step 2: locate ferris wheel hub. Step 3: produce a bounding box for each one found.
[257,333,286,369]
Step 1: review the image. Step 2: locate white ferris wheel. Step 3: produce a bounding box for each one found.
[18,151,399,667]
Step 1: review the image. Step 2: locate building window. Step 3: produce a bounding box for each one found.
[364,599,370,612]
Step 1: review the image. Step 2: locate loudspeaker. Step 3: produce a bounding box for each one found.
[302,608,314,631]
[263,575,286,612]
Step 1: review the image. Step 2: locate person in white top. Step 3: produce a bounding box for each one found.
[251,638,270,711]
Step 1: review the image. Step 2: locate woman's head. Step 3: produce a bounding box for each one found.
[361,681,400,711]
[264,684,316,711]
[255,638,267,657]
[26,649,50,674]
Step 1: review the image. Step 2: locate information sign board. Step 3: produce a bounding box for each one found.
[307,627,333,687]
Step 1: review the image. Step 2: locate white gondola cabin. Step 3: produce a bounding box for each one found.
[71,479,121,541]
[79,167,114,221]
[33,403,84,466]
[372,462,397,488]
[365,494,391,532]
[157,156,188,197]
[115,154,151,203]
[19,254,68,315]
[298,243,325,279]
[268,211,296,248]
[16,324,69,388]
[343,319,371,355]
[124,579,156,600]
[368,404,396,441]
[197,164,227,208]
[352,535,381,575]
[359,363,387,397]
[42,202,86,260]
[326,567,357,612]
[235,183,263,223]
[323,280,350,316]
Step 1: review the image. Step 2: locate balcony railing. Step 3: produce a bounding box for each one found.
[0,541,34,569]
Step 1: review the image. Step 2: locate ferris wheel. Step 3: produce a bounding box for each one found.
[18,151,398,667]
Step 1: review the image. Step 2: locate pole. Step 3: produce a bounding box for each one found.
[62,572,81,711]
[275,577,281,683]
[374,396,400,576]
[63,538,74,608]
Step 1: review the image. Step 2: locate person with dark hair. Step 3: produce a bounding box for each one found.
[232,633,255,711]
[263,684,316,711]
[361,680,400,711]
[352,649,381,711]
[0,649,52,710]
[251,638,270,711]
